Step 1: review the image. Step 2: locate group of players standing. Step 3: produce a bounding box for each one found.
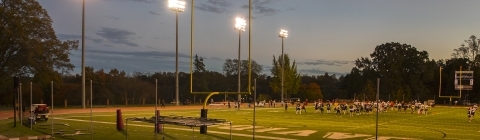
[288,99,478,123]
[291,100,435,117]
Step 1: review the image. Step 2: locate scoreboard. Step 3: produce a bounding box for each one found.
[454,71,473,90]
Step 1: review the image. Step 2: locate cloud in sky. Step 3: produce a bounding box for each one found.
[57,34,104,44]
[207,57,222,61]
[57,34,81,40]
[106,16,120,20]
[241,0,280,17]
[299,68,347,76]
[195,0,232,14]
[95,27,139,47]
[148,11,160,16]
[89,49,190,59]
[297,60,354,66]
[75,49,191,73]
[129,0,155,4]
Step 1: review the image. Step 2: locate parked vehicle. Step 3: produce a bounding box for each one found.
[31,104,49,121]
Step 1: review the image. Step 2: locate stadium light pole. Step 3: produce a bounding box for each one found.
[439,67,442,97]
[278,29,288,102]
[168,0,185,106]
[235,17,246,102]
[81,0,86,109]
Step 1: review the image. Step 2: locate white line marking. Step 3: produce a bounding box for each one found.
[55,118,297,140]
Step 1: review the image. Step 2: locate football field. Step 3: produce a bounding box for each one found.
[0,105,479,140]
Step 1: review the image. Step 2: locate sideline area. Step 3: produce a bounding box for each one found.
[0,105,205,139]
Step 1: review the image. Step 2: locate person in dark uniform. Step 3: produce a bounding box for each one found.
[472,104,477,120]
[402,102,408,113]
[349,104,354,116]
[301,102,307,113]
[284,102,288,112]
[22,103,26,113]
[335,105,341,116]
[341,102,347,115]
[319,102,324,114]
[365,102,372,114]
[326,101,332,114]
[161,100,165,108]
[295,103,301,114]
[468,107,473,123]
[228,101,231,110]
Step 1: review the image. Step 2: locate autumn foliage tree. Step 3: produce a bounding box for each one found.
[301,83,323,101]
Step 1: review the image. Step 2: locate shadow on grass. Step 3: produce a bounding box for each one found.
[156,132,176,140]
[0,126,14,133]
[118,130,126,135]
[203,133,230,140]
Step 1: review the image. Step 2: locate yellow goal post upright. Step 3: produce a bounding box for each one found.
[439,66,473,106]
[188,0,252,109]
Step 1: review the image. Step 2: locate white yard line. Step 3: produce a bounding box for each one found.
[55,117,297,140]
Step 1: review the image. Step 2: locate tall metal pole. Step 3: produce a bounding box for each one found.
[247,0,252,95]
[375,78,379,139]
[126,119,128,140]
[81,0,86,109]
[90,80,93,140]
[20,83,22,125]
[190,0,194,94]
[155,79,158,140]
[30,82,32,130]
[175,10,179,106]
[51,81,54,139]
[439,67,441,97]
[281,37,284,102]
[13,77,17,127]
[238,30,241,102]
[460,66,462,99]
[253,79,256,139]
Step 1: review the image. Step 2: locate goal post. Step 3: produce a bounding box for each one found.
[439,66,473,105]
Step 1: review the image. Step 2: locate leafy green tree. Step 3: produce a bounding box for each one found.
[352,42,433,101]
[452,35,479,66]
[193,54,209,91]
[222,59,263,91]
[269,54,301,99]
[341,68,363,99]
[0,0,78,83]
[393,86,411,102]
[257,94,271,102]
[31,68,63,106]
[361,80,377,101]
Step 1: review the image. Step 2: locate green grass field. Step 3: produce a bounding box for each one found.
[1,105,479,140]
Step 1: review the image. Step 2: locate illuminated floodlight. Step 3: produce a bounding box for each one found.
[168,0,185,12]
[235,17,246,31]
[279,29,288,38]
